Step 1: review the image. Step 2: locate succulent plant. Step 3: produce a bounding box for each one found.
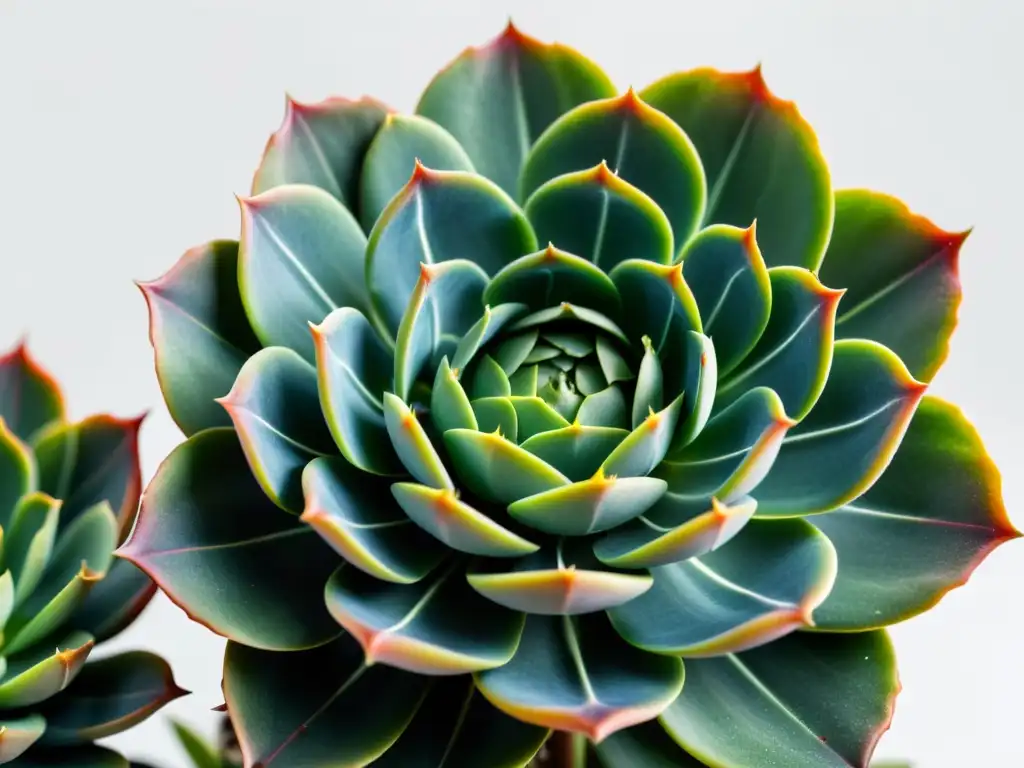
[126,21,1016,768]
[0,341,183,766]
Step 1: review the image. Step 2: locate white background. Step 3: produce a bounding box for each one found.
[1,1,1021,765]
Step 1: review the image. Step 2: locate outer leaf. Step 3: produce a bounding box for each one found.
[520,90,706,252]
[662,631,898,768]
[0,715,46,763]
[819,189,966,381]
[252,95,389,213]
[444,429,570,504]
[641,67,833,270]
[754,340,926,517]
[0,419,36,531]
[484,245,621,314]
[325,563,524,674]
[365,166,536,340]
[0,342,63,443]
[118,428,341,651]
[71,557,156,643]
[476,612,684,742]
[0,630,93,708]
[812,395,1020,629]
[383,394,453,490]
[608,519,837,656]
[416,21,616,197]
[524,163,674,270]
[218,347,335,512]
[224,635,427,768]
[138,240,262,437]
[238,185,369,362]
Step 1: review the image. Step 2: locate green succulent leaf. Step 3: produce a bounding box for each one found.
[70,557,155,643]
[0,630,93,708]
[715,266,841,420]
[670,331,717,452]
[138,240,262,437]
[359,115,475,231]
[431,357,478,433]
[508,397,569,441]
[575,387,629,430]
[218,346,335,512]
[680,223,770,376]
[37,652,186,745]
[5,492,60,605]
[238,184,369,362]
[819,189,966,382]
[661,630,898,768]
[608,518,837,656]
[312,307,403,476]
[415,22,616,197]
[484,246,621,315]
[170,720,222,768]
[252,95,389,214]
[509,303,628,343]
[476,612,684,741]
[631,337,664,429]
[0,343,63,443]
[812,395,1020,629]
[469,356,513,400]
[9,744,131,768]
[118,428,341,650]
[365,167,536,340]
[641,67,833,270]
[0,419,35,531]
[520,91,706,252]
[519,425,628,481]
[601,395,683,478]
[325,562,525,674]
[444,429,570,504]
[224,634,428,767]
[301,456,445,585]
[451,304,529,373]
[524,163,674,270]
[383,394,454,490]
[754,339,926,517]
[375,675,549,768]
[0,715,46,763]
[596,719,705,767]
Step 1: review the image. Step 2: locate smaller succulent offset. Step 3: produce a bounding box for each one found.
[0,341,184,766]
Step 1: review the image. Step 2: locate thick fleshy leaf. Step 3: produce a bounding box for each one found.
[252,95,389,212]
[524,163,674,270]
[359,114,475,231]
[301,456,445,585]
[375,675,549,768]
[812,395,1020,629]
[520,425,628,481]
[224,635,427,767]
[312,307,402,476]
[631,337,664,429]
[470,397,519,443]
[601,396,682,479]
[416,21,615,197]
[0,630,93,708]
[8,744,130,768]
[138,240,262,437]
[170,721,221,768]
[383,394,453,490]
[470,356,513,400]
[118,428,341,651]
[509,303,628,342]
[662,631,898,768]
[509,397,570,440]
[508,474,667,536]
[0,419,33,531]
[392,482,539,557]
[595,337,633,385]
[484,245,621,315]
[325,562,524,674]
[33,414,142,538]
[596,720,705,768]
[476,612,684,741]
[37,652,186,745]
[451,304,529,372]
[444,429,569,504]
[575,386,628,430]
[681,223,770,376]
[641,67,833,270]
[819,189,966,381]
[365,165,536,339]
[754,340,926,517]
[520,90,706,252]
[0,342,63,443]
[0,715,46,763]
[238,185,368,361]
[5,492,60,604]
[468,543,653,615]
[218,347,334,512]
[594,496,758,569]
[608,518,837,656]
[70,557,155,643]
[492,331,540,374]
[431,357,478,433]
[716,267,841,420]
[394,260,488,400]
[670,331,717,451]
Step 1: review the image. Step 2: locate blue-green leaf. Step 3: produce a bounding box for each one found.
[484,245,621,315]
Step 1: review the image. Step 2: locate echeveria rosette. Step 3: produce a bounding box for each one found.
[127,22,1017,768]
[0,341,185,766]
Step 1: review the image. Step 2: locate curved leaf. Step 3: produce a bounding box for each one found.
[444,429,569,504]
[325,562,524,674]
[238,184,368,361]
[608,518,837,656]
[416,21,615,197]
[451,304,529,373]
[575,386,628,430]
[138,241,263,438]
[754,339,927,517]
[170,720,222,768]
[484,245,621,314]
[662,630,898,768]
[0,715,46,763]
[431,357,478,433]
[469,356,513,400]
[118,428,341,651]
[520,425,627,481]
[476,612,684,741]
[670,331,717,451]
[0,342,63,443]
[0,417,34,534]
[596,720,704,768]
[819,189,966,381]
[9,745,130,768]
[70,557,156,643]
[601,395,683,478]
[812,395,1020,629]
[382,394,453,490]
[520,90,706,252]
[5,492,60,604]
[641,67,833,270]
[508,303,628,342]
[0,630,93,708]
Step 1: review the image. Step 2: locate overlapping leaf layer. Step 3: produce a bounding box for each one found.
[130,21,1016,768]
